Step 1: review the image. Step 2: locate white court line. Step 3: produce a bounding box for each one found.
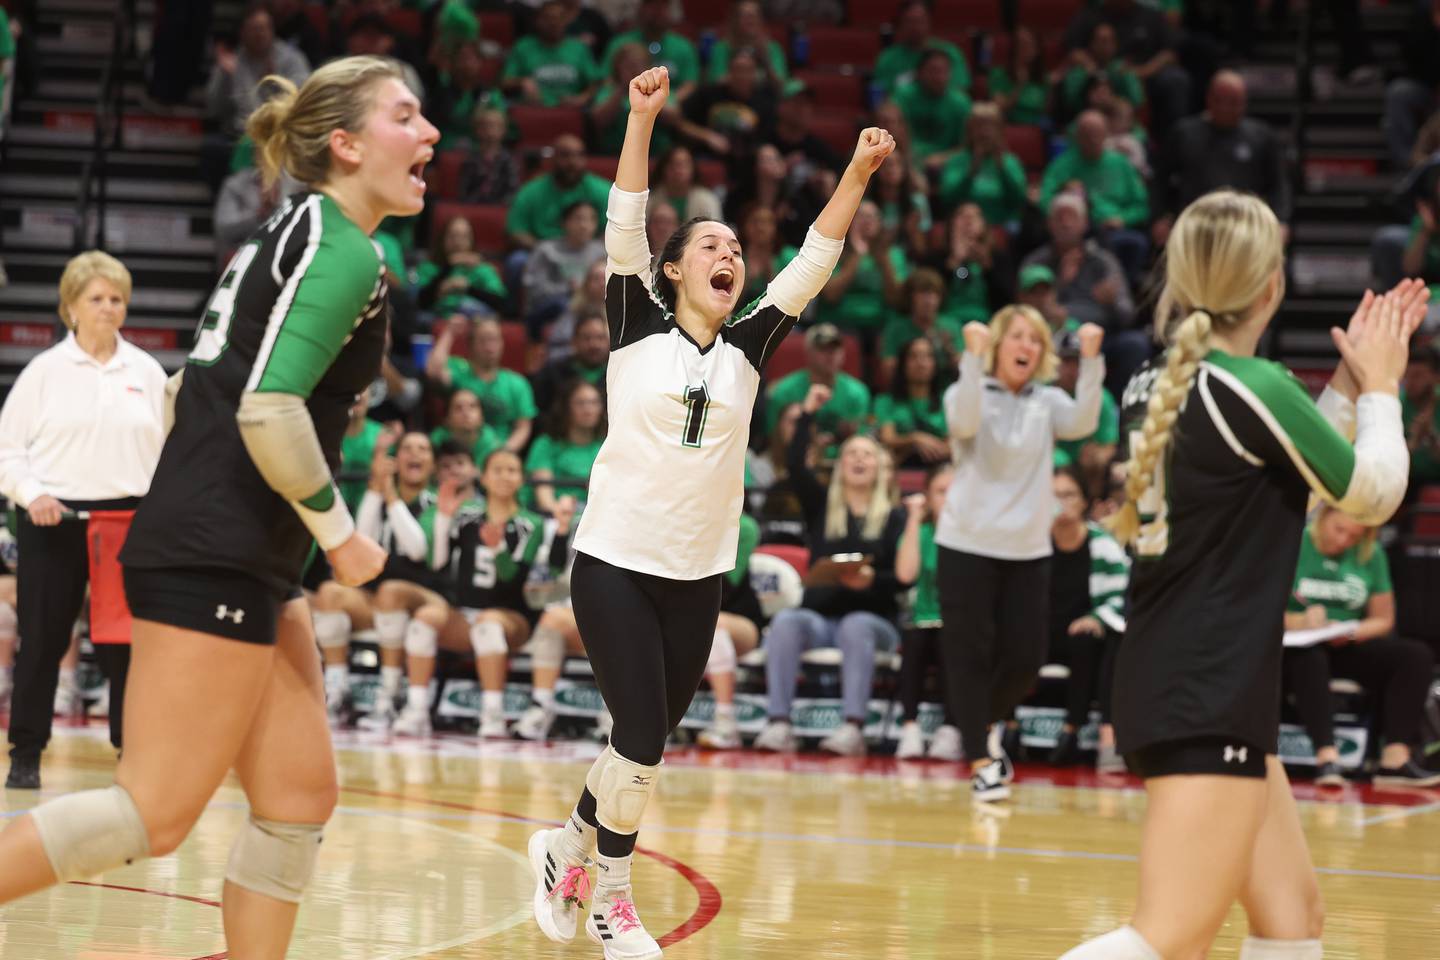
[1359,800,1440,827]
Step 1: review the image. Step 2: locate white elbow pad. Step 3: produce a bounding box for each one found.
[1334,393,1408,525]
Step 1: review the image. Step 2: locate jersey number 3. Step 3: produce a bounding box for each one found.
[190,242,261,365]
[682,382,710,448]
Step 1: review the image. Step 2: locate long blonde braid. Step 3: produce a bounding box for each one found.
[1109,189,1284,546]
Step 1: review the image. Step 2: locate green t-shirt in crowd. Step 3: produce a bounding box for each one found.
[892,83,972,161]
[1060,64,1144,117]
[602,30,700,87]
[1055,387,1120,464]
[502,35,599,105]
[939,259,991,324]
[873,39,970,96]
[413,259,507,315]
[879,314,965,361]
[1039,147,1149,228]
[444,359,539,438]
[905,520,942,626]
[1288,528,1392,624]
[778,244,910,332]
[729,512,760,588]
[507,172,612,242]
[766,370,871,436]
[706,39,789,84]
[988,66,1048,126]
[873,393,947,439]
[524,433,603,504]
[936,150,1029,224]
[430,424,504,469]
[434,84,506,148]
[339,418,384,514]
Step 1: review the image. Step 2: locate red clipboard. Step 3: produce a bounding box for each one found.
[86,510,135,645]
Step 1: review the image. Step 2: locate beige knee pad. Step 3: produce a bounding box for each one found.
[30,784,151,881]
[584,745,660,836]
[1059,926,1161,960]
[225,816,324,903]
[1240,938,1322,959]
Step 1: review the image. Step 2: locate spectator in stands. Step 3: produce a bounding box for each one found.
[1098,92,1149,179]
[213,164,297,268]
[647,145,723,222]
[646,199,680,252]
[269,0,325,67]
[1383,1,1440,171]
[1402,169,1440,306]
[936,102,1028,227]
[812,199,909,339]
[1402,340,1440,488]
[1283,506,1440,786]
[416,216,509,317]
[1046,465,1129,767]
[601,0,700,102]
[532,310,610,419]
[879,269,961,386]
[527,379,606,512]
[344,14,425,97]
[754,384,908,756]
[1059,23,1144,126]
[1022,192,1134,332]
[1154,71,1291,248]
[928,203,1012,326]
[873,0,971,97]
[1052,332,1120,498]
[506,134,612,252]
[678,47,778,158]
[874,337,953,467]
[872,100,916,174]
[1040,110,1150,285]
[707,0,789,87]
[339,390,385,514]
[456,106,520,204]
[555,0,613,56]
[1062,0,1192,138]
[431,385,503,468]
[592,42,674,157]
[773,81,846,178]
[892,49,972,166]
[522,201,605,338]
[936,310,1104,801]
[748,400,807,530]
[869,146,932,258]
[724,142,794,224]
[205,3,310,140]
[502,0,599,106]
[695,512,765,750]
[766,323,871,438]
[426,315,538,452]
[989,25,1052,128]
[0,252,166,788]
[1016,263,1079,341]
[545,261,608,359]
[734,204,787,307]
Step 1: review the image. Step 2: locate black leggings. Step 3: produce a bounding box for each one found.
[937,547,1051,761]
[1282,636,1435,751]
[1050,627,1121,729]
[898,627,954,724]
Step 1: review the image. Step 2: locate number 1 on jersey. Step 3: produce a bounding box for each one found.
[682,382,710,448]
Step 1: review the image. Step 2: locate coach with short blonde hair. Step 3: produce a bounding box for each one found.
[0,250,166,789]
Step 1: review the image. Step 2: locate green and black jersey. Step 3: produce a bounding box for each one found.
[1114,350,1370,756]
[122,192,388,591]
[445,504,571,620]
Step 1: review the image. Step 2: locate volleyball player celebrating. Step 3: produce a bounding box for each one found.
[0,57,437,958]
[1062,192,1422,960]
[528,65,893,959]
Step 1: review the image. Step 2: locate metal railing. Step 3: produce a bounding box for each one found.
[73,0,134,253]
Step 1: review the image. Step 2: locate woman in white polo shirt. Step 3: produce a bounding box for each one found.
[0,251,166,789]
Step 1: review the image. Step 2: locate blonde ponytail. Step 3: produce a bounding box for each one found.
[246,75,299,189]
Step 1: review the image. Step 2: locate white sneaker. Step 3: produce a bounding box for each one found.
[696,716,741,750]
[1096,742,1126,775]
[515,703,556,741]
[895,721,925,759]
[86,684,110,718]
[392,702,432,736]
[529,828,592,943]
[752,720,798,753]
[972,760,1011,803]
[479,709,509,739]
[819,723,866,756]
[986,725,1014,784]
[586,885,662,959]
[53,680,81,717]
[927,724,963,761]
[357,697,396,732]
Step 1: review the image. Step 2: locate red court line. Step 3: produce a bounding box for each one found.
[67,882,226,960]
[340,785,723,949]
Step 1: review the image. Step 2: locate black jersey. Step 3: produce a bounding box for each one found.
[122,192,387,591]
[1114,351,1364,756]
[371,489,448,594]
[446,504,571,617]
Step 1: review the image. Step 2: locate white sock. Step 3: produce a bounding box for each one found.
[532,687,555,711]
[594,852,632,891]
[380,666,403,699]
[324,664,349,689]
[561,807,596,862]
[482,690,504,716]
[1060,926,1161,960]
[59,667,77,690]
[406,685,429,710]
[1240,937,1323,959]
[714,702,736,722]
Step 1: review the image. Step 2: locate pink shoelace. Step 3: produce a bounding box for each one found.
[549,865,592,908]
[605,897,642,935]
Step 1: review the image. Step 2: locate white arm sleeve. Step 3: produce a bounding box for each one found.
[945,351,986,440]
[1333,393,1409,525]
[0,364,46,508]
[355,490,384,540]
[1050,355,1107,440]
[605,186,653,279]
[235,391,355,550]
[1316,385,1357,442]
[430,511,452,570]
[386,499,428,562]
[765,226,845,318]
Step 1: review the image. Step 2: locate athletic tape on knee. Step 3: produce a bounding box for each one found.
[225,816,324,904]
[372,610,408,651]
[470,619,507,659]
[1240,938,1323,960]
[30,784,151,881]
[584,745,661,836]
[707,627,736,676]
[1059,926,1161,960]
[312,610,350,651]
[403,619,438,658]
[0,601,15,638]
[528,625,566,670]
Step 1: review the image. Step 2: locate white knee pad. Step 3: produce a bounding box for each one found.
[0,600,16,639]
[1240,938,1323,959]
[312,610,350,651]
[225,816,324,904]
[470,619,507,659]
[403,619,438,658]
[372,610,408,651]
[707,627,736,676]
[30,784,151,881]
[1059,926,1161,960]
[528,625,566,670]
[584,744,661,836]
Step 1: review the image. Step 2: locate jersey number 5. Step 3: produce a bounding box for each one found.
[682,382,710,448]
[190,242,261,365]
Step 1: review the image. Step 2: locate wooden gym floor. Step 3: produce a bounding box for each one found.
[2,725,1439,959]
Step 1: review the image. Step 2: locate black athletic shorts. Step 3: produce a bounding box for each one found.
[123,565,302,645]
[1127,735,1268,780]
